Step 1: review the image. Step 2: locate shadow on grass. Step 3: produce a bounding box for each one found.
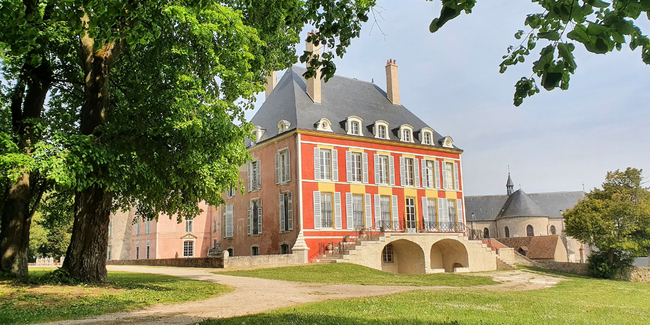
[202,313,462,325]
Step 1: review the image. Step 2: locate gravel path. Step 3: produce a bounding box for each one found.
[38,265,564,325]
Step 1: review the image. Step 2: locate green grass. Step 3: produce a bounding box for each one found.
[0,268,232,325]
[218,263,498,287]
[202,269,650,325]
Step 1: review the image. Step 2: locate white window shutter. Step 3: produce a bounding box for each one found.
[414,158,420,187]
[285,149,291,182]
[256,159,262,190]
[421,160,427,187]
[456,198,463,226]
[453,162,460,190]
[443,199,449,224]
[256,200,262,234]
[389,156,395,186]
[399,157,405,186]
[422,197,429,224]
[362,153,369,184]
[227,204,234,238]
[434,160,441,189]
[313,191,321,229]
[314,147,321,181]
[332,149,339,181]
[248,162,253,192]
[374,154,380,184]
[442,162,448,189]
[275,152,280,185]
[346,192,353,229]
[287,192,293,231]
[334,192,342,229]
[438,198,445,224]
[374,194,381,227]
[346,151,352,182]
[391,195,398,228]
[222,207,226,238]
[247,201,252,235]
[365,193,372,229]
[279,193,285,232]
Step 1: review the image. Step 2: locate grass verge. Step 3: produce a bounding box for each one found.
[203,269,650,324]
[218,263,498,287]
[0,268,231,324]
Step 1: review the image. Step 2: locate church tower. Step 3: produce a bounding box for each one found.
[506,172,514,196]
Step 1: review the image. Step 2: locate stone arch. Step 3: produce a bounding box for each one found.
[430,239,469,273]
[381,239,425,274]
[527,225,534,237]
[504,226,510,238]
[483,228,490,239]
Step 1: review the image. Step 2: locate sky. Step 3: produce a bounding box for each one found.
[245,0,650,196]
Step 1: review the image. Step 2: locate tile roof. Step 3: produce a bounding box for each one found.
[249,66,459,150]
[466,190,584,221]
[496,235,562,260]
[496,190,548,220]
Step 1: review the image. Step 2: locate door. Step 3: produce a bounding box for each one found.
[406,197,416,233]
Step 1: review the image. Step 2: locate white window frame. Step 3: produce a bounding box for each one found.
[321,192,334,228]
[226,185,236,198]
[352,194,364,229]
[346,116,364,136]
[276,148,291,184]
[277,119,291,133]
[399,124,414,143]
[135,220,140,235]
[420,127,434,145]
[441,136,454,148]
[404,157,415,186]
[316,118,333,132]
[319,148,332,180]
[248,159,261,192]
[183,240,194,257]
[185,218,193,233]
[374,120,389,139]
[224,204,234,238]
[145,219,151,234]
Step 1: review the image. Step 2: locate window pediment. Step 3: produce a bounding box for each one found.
[440,136,454,148]
[374,120,389,139]
[277,120,291,133]
[181,234,197,240]
[315,118,333,132]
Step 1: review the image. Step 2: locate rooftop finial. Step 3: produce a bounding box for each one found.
[506,169,514,196]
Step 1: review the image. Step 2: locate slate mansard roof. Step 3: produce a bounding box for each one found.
[465,190,585,222]
[249,66,459,150]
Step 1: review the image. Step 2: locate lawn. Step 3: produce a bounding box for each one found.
[204,268,650,324]
[219,263,498,287]
[0,268,231,325]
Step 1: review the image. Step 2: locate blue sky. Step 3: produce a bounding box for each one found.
[246,0,650,196]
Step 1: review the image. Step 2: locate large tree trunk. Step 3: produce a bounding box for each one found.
[0,174,32,278]
[62,187,112,281]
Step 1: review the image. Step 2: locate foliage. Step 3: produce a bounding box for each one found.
[587,249,636,279]
[0,269,232,325]
[202,270,650,325]
[27,191,74,261]
[564,167,650,278]
[219,263,498,287]
[428,0,650,106]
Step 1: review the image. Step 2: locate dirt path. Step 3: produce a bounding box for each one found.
[39,266,564,325]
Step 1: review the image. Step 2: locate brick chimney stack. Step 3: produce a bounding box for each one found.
[305,31,322,103]
[265,71,277,99]
[385,59,400,105]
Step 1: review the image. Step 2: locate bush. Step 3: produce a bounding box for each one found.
[587,250,635,279]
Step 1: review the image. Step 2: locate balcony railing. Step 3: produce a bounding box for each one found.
[375,220,401,231]
[421,221,465,233]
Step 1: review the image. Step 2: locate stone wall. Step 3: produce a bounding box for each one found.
[618,267,650,283]
[107,257,223,268]
[223,251,306,270]
[532,260,589,275]
[497,247,515,264]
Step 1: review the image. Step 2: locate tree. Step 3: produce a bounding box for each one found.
[2,0,375,281]
[564,168,650,278]
[428,0,650,106]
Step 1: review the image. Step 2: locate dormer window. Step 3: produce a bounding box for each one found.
[374,120,389,139]
[251,126,265,145]
[420,127,434,145]
[315,118,332,132]
[399,124,414,143]
[278,120,291,133]
[440,136,454,148]
[346,116,363,136]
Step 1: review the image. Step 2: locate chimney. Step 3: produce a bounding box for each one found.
[265,71,277,99]
[305,32,322,103]
[385,59,400,105]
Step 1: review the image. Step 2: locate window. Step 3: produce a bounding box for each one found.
[185,218,193,232]
[505,226,510,238]
[183,241,194,257]
[351,121,360,135]
[347,116,363,136]
[380,196,391,227]
[146,240,150,259]
[276,149,291,184]
[108,220,113,238]
[227,185,236,198]
[378,125,387,139]
[403,129,411,142]
[213,239,218,248]
[527,225,534,237]
[406,197,416,231]
[135,220,140,235]
[251,246,259,256]
[145,219,151,234]
[279,192,293,232]
[423,198,437,230]
[423,160,434,188]
[550,225,556,235]
[249,199,262,235]
[278,119,291,133]
[376,155,390,185]
[321,193,333,228]
[224,204,234,238]
[320,149,332,180]
[107,245,112,260]
[350,152,362,182]
[443,161,459,190]
[441,136,454,148]
[404,158,415,186]
[135,242,140,259]
[227,248,234,256]
[423,132,432,145]
[448,200,456,225]
[400,124,414,142]
[316,118,332,132]
[280,244,290,254]
[382,244,394,263]
[483,228,490,239]
[352,194,364,229]
[248,160,261,191]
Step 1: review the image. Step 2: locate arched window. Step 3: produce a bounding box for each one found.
[351,121,360,135]
[382,244,394,263]
[378,125,387,138]
[550,225,556,235]
[483,228,490,239]
[403,129,412,142]
[504,226,510,238]
[424,132,431,144]
[527,225,534,237]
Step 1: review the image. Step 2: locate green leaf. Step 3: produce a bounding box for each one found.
[538,31,561,41]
